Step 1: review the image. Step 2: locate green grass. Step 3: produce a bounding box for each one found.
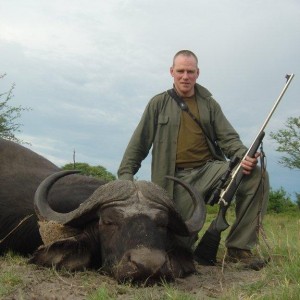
[88,286,114,300]
[0,272,23,297]
[0,252,24,297]
[220,212,300,300]
[88,280,198,300]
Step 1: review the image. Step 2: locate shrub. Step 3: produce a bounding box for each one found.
[62,162,116,181]
[267,187,297,213]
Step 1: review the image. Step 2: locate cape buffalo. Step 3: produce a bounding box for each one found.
[31,171,206,281]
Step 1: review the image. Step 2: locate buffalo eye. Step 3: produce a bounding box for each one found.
[100,219,115,226]
[99,208,122,227]
[156,222,167,229]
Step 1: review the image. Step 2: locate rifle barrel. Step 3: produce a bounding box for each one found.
[247,74,294,159]
[221,74,295,201]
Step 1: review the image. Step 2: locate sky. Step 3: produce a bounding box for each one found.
[0,0,299,199]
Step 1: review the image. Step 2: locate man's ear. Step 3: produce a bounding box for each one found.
[170,66,174,77]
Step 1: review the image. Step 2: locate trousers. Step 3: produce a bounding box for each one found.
[173,160,269,250]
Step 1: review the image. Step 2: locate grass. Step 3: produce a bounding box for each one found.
[1,211,299,299]
[87,211,300,299]
[87,277,199,300]
[0,272,23,297]
[88,285,114,300]
[220,212,300,300]
[0,252,24,297]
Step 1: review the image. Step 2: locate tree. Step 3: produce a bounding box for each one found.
[270,116,300,169]
[0,74,31,144]
[267,187,297,213]
[62,162,116,181]
[296,193,300,210]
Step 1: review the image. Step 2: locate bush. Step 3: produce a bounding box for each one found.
[62,162,116,181]
[296,193,300,210]
[267,187,297,214]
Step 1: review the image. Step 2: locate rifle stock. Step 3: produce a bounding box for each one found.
[194,74,294,265]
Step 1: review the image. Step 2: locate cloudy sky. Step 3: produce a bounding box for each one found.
[1,0,299,199]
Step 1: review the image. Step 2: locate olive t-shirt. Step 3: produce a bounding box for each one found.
[176,95,213,168]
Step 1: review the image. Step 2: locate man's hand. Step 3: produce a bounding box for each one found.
[241,152,260,175]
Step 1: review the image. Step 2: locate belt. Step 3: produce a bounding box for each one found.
[175,166,193,172]
[175,161,211,172]
[175,165,202,172]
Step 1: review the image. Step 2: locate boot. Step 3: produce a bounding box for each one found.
[226,248,268,271]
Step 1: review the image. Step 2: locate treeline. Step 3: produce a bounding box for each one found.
[62,162,116,182]
[268,187,300,214]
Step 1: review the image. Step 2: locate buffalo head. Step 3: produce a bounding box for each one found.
[31,170,206,282]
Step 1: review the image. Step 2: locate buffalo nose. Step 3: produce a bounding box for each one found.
[113,247,169,282]
[128,247,166,274]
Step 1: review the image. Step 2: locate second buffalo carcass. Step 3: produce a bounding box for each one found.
[0,138,105,255]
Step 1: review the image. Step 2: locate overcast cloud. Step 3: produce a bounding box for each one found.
[0,0,299,199]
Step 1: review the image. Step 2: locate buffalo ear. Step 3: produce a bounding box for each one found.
[30,234,101,271]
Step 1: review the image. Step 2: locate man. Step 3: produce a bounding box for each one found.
[118,50,269,267]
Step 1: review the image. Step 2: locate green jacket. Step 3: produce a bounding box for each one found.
[118,83,247,196]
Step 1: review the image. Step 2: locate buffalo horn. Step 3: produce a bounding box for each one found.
[34,170,99,226]
[165,175,206,235]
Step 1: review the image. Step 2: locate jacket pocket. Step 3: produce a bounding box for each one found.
[155,115,169,144]
[158,115,169,125]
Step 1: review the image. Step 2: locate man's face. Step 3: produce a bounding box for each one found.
[170,55,199,97]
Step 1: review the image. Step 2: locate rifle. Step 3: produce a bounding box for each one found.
[194,74,295,265]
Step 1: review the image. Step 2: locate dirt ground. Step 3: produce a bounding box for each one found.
[0,256,263,300]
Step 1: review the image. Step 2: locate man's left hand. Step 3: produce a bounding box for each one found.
[241,152,260,175]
